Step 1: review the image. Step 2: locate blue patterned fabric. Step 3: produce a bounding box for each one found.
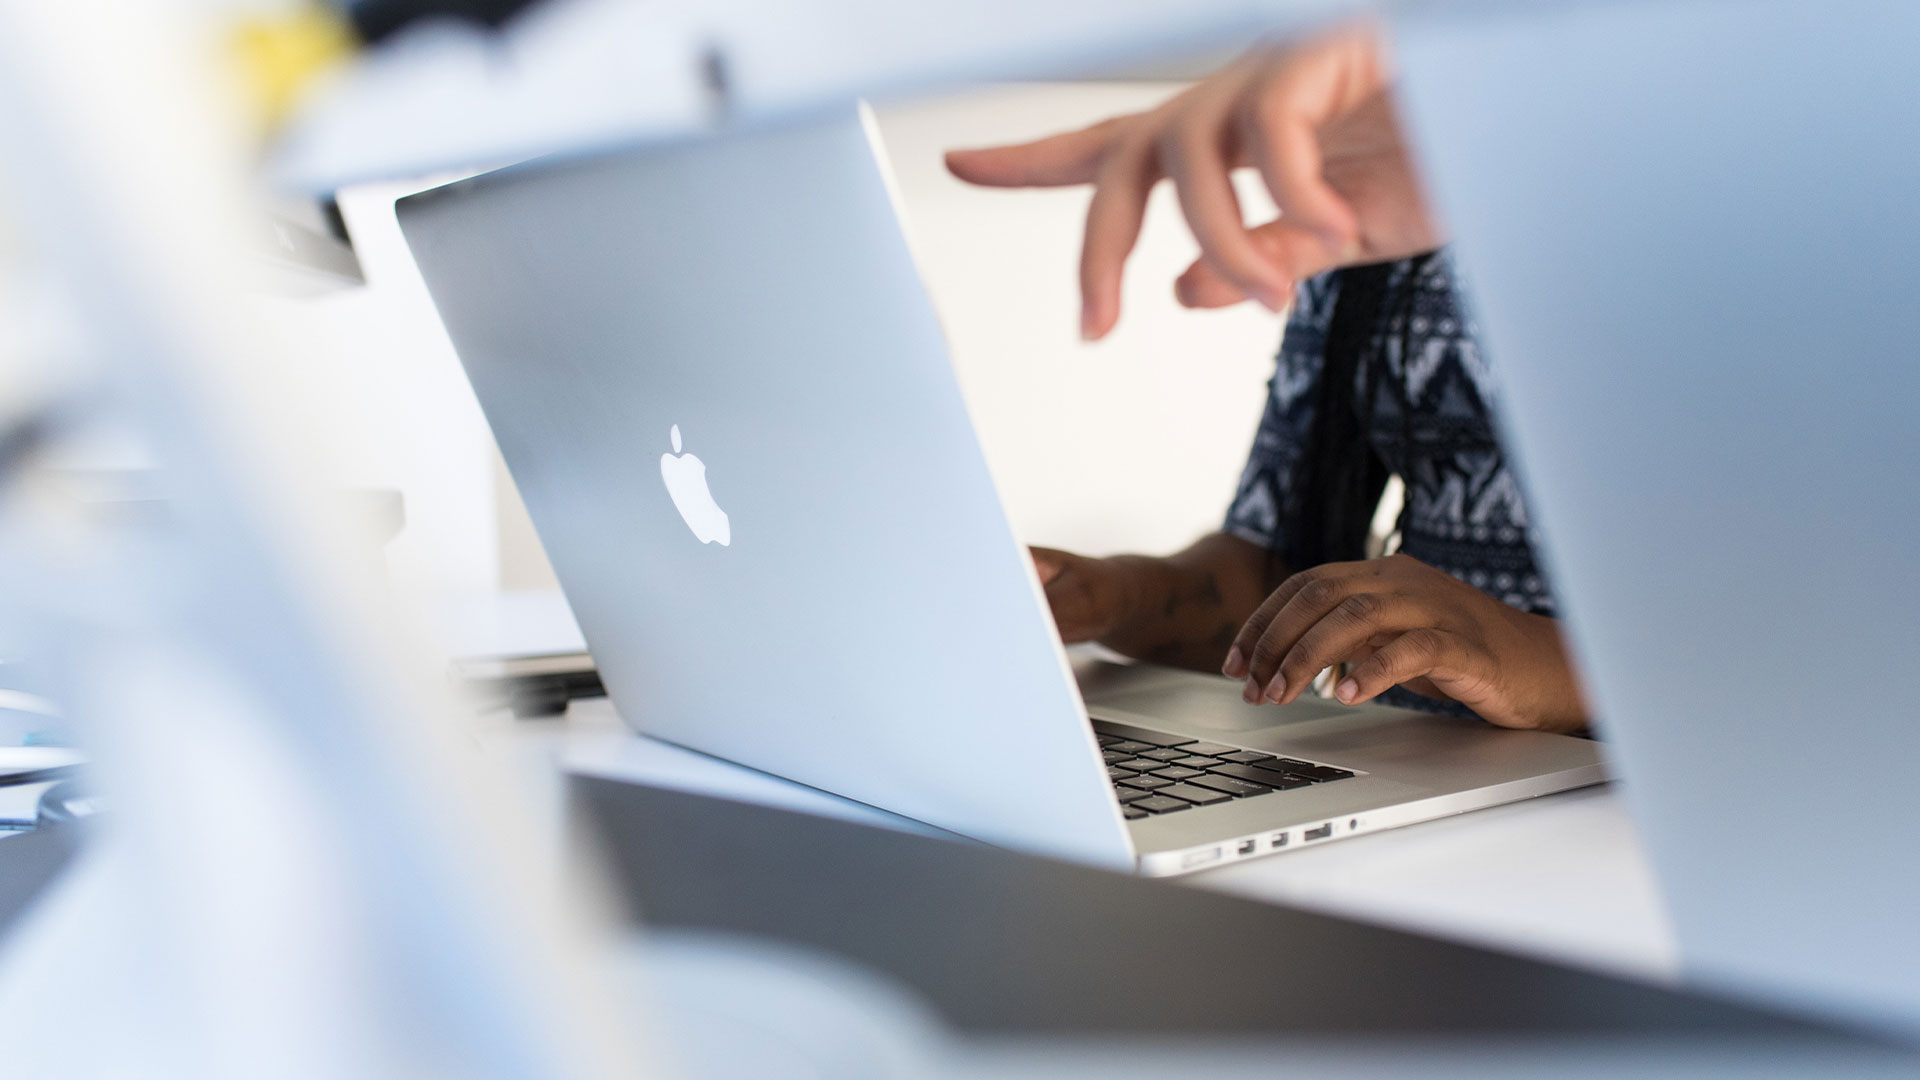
[1224,251,1553,717]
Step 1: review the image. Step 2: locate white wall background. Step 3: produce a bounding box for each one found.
[878,84,1281,559]
[272,83,1285,603]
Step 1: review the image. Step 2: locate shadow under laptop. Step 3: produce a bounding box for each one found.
[575,776,1915,1072]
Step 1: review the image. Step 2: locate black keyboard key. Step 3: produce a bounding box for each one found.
[1132,795,1192,814]
[1096,734,1120,747]
[1113,758,1161,772]
[1090,720,1195,748]
[1158,783,1234,806]
[1123,806,1149,820]
[1289,765,1356,783]
[1152,766,1206,781]
[1220,750,1275,764]
[1101,750,1131,764]
[1179,741,1239,756]
[1251,760,1328,787]
[1118,775,1175,791]
[1106,765,1138,780]
[1187,774,1272,798]
[1105,740,1154,755]
[1241,758,1332,781]
[1114,786,1153,803]
[1174,755,1221,768]
[1139,747,1191,762]
[1208,763,1313,790]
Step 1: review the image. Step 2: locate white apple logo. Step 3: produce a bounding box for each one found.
[660,424,730,546]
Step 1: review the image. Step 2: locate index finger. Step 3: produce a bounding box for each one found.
[944,116,1129,189]
[1223,563,1326,680]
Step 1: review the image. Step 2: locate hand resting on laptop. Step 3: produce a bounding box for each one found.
[1031,539,1589,734]
[1220,554,1589,733]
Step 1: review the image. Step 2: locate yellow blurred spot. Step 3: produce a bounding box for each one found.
[229,5,358,133]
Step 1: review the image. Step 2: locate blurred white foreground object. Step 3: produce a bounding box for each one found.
[272,0,1353,190]
[1393,0,1920,1039]
[0,2,653,1076]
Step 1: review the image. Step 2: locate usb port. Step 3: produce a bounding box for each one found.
[1181,846,1223,869]
[1270,832,1290,849]
[1237,839,1257,856]
[1304,822,1334,842]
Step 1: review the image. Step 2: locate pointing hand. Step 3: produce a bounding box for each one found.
[946,21,1442,339]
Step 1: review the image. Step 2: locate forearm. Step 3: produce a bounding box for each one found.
[1098,532,1284,672]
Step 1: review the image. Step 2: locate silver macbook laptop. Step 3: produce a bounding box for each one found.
[396,106,1603,876]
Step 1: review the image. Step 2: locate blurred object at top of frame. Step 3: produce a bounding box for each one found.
[267,0,1344,192]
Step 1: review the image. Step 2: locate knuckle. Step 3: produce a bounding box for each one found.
[1249,638,1285,669]
[1299,578,1344,610]
[1338,592,1383,625]
[1239,605,1277,636]
[1090,146,1152,200]
[1399,627,1447,663]
[1244,91,1288,139]
[1173,125,1216,164]
[1154,125,1187,165]
[1282,627,1336,677]
[1095,138,1143,179]
[1250,626,1292,668]
[1279,649,1319,685]
[1229,628,1262,660]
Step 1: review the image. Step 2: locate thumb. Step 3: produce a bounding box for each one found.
[1173,218,1346,310]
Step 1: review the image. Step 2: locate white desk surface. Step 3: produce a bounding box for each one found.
[447,589,1677,986]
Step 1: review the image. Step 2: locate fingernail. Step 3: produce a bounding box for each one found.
[1242,677,1262,704]
[1264,674,1287,703]
[1222,647,1245,677]
[1336,678,1359,704]
[1079,302,1099,341]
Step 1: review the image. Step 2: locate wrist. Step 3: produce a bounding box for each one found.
[1510,612,1590,733]
[1093,554,1169,647]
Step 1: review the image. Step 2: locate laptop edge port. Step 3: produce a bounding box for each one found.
[1304,822,1334,841]
[1237,839,1258,856]
[1181,846,1223,869]
[1270,832,1289,849]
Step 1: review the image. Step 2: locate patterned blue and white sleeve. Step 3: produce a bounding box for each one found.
[1223,272,1342,569]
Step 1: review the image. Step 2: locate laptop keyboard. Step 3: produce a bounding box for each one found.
[1094,718,1357,820]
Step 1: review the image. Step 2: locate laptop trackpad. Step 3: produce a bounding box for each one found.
[1091,684,1351,732]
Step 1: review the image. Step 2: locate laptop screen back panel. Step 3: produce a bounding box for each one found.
[399,110,1132,869]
